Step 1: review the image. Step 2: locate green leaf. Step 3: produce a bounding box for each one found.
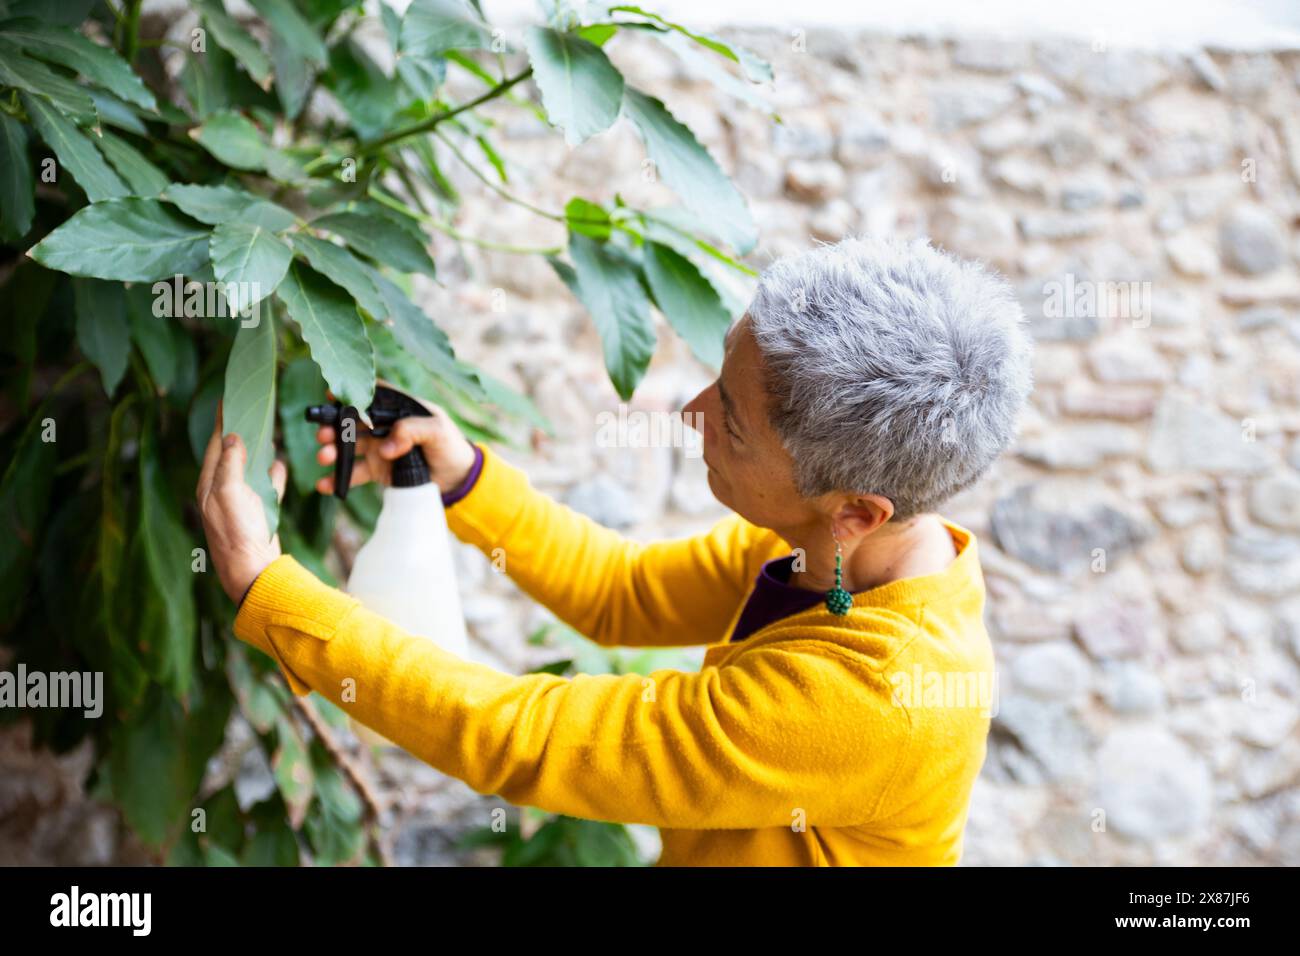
[89,89,149,135]
[241,798,301,866]
[138,420,197,697]
[210,221,293,314]
[188,371,223,464]
[642,241,730,368]
[272,713,315,828]
[655,29,775,115]
[99,396,150,713]
[226,644,287,734]
[279,356,329,495]
[310,741,363,824]
[94,130,170,197]
[290,233,387,318]
[128,286,179,392]
[323,36,399,140]
[525,26,624,147]
[313,210,436,277]
[0,393,57,629]
[578,24,617,47]
[191,110,269,170]
[164,183,295,230]
[29,198,210,281]
[20,91,128,202]
[191,0,273,88]
[607,6,773,82]
[370,270,484,400]
[73,278,130,394]
[0,18,158,108]
[564,196,611,240]
[275,260,375,412]
[620,87,756,254]
[476,366,554,436]
[271,31,313,120]
[110,687,230,848]
[400,0,490,57]
[0,111,34,242]
[0,42,99,124]
[249,0,328,66]
[559,234,655,401]
[223,313,280,536]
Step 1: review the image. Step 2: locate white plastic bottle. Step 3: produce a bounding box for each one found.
[346,482,470,659]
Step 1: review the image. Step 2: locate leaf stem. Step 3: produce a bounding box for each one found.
[366,186,562,255]
[357,67,532,157]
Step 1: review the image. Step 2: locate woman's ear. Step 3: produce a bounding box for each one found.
[834,495,894,538]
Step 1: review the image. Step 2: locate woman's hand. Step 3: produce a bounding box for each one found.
[197,402,286,604]
[314,386,477,496]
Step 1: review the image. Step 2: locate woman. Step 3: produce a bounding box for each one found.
[198,235,1034,866]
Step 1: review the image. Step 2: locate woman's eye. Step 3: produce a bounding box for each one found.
[724,418,740,442]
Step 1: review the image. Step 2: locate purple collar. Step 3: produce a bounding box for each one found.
[728,554,833,642]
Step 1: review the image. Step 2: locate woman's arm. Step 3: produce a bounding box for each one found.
[235,554,911,830]
[446,443,776,647]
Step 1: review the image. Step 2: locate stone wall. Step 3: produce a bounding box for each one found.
[421,28,1300,865]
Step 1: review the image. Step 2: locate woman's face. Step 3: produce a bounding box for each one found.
[682,315,807,531]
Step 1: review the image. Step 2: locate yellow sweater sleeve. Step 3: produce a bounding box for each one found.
[234,555,911,830]
[445,443,771,647]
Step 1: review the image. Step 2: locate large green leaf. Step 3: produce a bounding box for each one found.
[0,111,34,242]
[191,110,269,170]
[249,0,327,66]
[323,37,398,140]
[191,0,273,87]
[138,420,197,697]
[0,17,157,108]
[222,313,280,535]
[271,29,313,119]
[559,234,656,401]
[642,241,730,369]
[164,183,295,229]
[0,43,99,124]
[369,270,483,400]
[400,0,490,57]
[73,278,130,394]
[128,285,179,392]
[210,221,293,315]
[99,395,149,714]
[525,26,624,147]
[620,87,756,254]
[279,356,329,495]
[312,209,436,277]
[275,260,375,412]
[109,687,230,848]
[20,91,128,202]
[94,130,170,197]
[290,234,387,318]
[29,198,210,281]
[0,392,57,629]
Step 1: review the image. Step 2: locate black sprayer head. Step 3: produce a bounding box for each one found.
[304,385,433,501]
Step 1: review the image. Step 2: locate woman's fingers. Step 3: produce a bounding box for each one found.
[313,458,374,495]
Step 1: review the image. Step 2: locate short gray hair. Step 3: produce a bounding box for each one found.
[748,235,1033,520]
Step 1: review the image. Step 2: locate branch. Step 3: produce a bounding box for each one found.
[357,68,533,157]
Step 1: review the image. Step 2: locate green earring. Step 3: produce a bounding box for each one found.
[825,536,853,615]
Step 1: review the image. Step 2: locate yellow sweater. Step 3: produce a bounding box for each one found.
[234,443,996,866]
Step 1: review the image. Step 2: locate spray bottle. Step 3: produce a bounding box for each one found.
[306,385,471,660]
